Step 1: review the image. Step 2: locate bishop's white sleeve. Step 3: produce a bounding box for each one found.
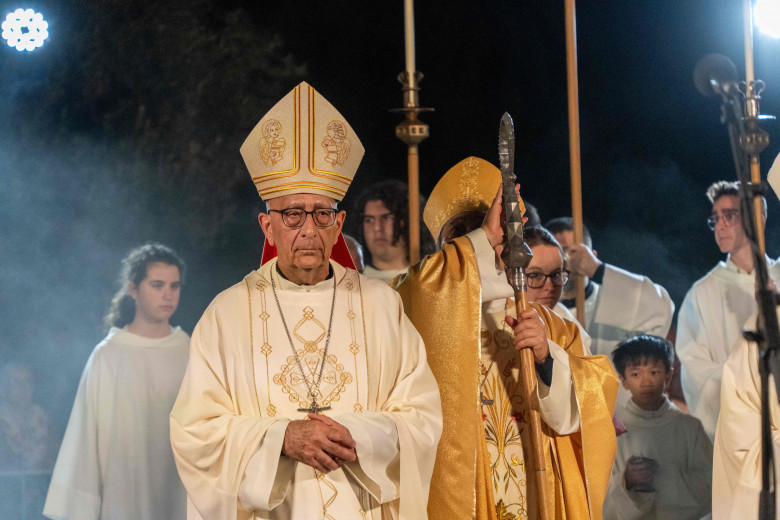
[593,264,674,337]
[336,413,400,501]
[171,300,287,520]
[465,228,514,303]
[237,421,296,511]
[536,340,580,435]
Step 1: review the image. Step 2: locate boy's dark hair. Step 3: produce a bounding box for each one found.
[611,334,674,377]
[352,179,435,264]
[544,217,592,248]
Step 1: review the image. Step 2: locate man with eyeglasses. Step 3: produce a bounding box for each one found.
[676,180,780,440]
[170,82,442,520]
[393,157,618,520]
[544,217,674,360]
[351,180,435,283]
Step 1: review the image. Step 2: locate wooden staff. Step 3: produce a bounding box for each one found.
[395,0,431,265]
[743,0,766,254]
[565,0,586,324]
[514,292,552,520]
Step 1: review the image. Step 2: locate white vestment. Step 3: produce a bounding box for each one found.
[712,311,780,520]
[44,326,190,520]
[560,265,674,359]
[677,256,780,439]
[362,265,408,284]
[170,260,441,520]
[605,396,712,520]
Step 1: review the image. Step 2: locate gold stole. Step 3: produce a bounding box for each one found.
[393,237,618,520]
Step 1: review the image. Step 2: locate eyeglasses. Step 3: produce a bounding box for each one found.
[706,209,740,231]
[526,270,570,289]
[269,208,338,229]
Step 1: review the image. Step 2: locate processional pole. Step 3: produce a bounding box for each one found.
[743,0,766,254]
[741,3,776,517]
[564,0,586,324]
[695,4,778,517]
[394,0,433,265]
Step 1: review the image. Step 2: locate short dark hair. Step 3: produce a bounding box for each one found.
[105,243,186,328]
[706,180,739,204]
[524,226,565,262]
[706,180,767,216]
[544,217,592,248]
[611,335,674,377]
[352,179,435,263]
[524,202,541,228]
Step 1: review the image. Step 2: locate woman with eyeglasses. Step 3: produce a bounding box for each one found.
[522,226,571,311]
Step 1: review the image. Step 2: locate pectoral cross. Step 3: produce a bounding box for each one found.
[298,400,332,414]
[480,391,494,406]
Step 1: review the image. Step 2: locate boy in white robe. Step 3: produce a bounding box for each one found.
[605,335,712,520]
[44,243,190,520]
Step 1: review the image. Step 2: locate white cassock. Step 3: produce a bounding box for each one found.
[604,396,712,520]
[557,265,674,359]
[44,326,190,520]
[170,259,442,520]
[712,311,780,520]
[677,256,780,439]
[362,265,408,284]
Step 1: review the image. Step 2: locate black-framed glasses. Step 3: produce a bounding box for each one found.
[527,270,570,289]
[269,208,338,229]
[706,209,740,231]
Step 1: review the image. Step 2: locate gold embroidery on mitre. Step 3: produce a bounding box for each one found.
[241,82,364,201]
[259,119,286,166]
[321,120,351,166]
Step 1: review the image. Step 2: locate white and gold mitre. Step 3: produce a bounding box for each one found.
[240,82,365,201]
[423,156,526,240]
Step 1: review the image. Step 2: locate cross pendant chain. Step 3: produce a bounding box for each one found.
[480,391,494,406]
[298,400,332,414]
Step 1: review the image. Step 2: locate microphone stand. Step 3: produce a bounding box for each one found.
[717,83,779,520]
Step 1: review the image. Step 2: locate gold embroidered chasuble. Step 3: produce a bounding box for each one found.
[393,236,619,520]
[171,259,441,520]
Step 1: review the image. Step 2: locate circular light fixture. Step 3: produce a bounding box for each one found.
[755,0,780,39]
[2,9,49,52]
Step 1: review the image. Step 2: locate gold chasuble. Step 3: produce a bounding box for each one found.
[392,237,618,520]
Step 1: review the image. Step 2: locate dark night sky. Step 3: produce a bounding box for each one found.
[3,2,780,505]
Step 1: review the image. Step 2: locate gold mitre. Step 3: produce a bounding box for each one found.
[240,81,364,201]
[423,156,526,239]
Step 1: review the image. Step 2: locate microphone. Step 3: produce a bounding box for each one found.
[693,54,739,99]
